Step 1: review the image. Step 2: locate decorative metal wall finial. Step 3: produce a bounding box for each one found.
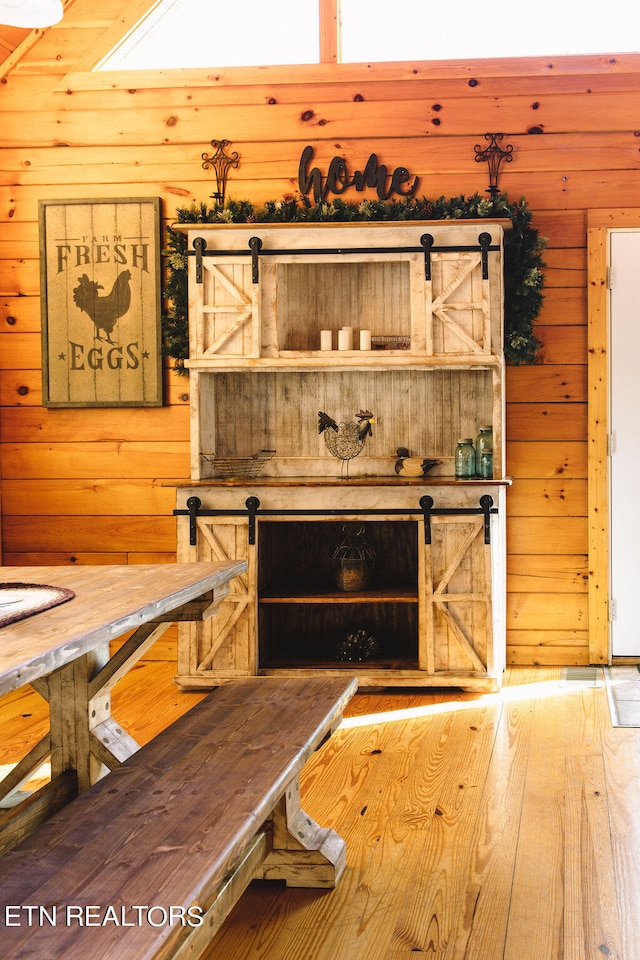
[201,139,240,208]
[474,133,513,196]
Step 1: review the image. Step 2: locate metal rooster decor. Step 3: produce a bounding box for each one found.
[318,409,375,478]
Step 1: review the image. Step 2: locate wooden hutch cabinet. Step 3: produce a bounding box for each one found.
[174,220,511,691]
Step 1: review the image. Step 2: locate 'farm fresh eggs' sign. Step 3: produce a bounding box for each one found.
[39,198,163,408]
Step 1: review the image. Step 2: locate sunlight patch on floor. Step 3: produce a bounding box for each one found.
[0,760,51,808]
[339,676,601,729]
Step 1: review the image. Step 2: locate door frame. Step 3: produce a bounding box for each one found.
[587,208,640,664]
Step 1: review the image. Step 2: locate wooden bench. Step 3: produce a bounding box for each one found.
[0,676,357,959]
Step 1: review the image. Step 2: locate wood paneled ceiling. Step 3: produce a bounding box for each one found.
[0,24,28,67]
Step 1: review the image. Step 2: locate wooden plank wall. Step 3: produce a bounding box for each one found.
[1,0,637,665]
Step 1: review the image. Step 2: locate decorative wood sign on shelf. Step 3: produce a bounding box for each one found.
[39,197,163,407]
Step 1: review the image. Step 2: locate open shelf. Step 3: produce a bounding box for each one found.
[276,260,411,351]
[257,519,419,668]
[258,601,419,668]
[258,519,417,596]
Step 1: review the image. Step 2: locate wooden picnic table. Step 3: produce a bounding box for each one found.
[0,562,246,853]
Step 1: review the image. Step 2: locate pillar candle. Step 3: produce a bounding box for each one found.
[340,326,354,350]
[320,329,333,350]
[338,329,351,351]
[359,329,372,350]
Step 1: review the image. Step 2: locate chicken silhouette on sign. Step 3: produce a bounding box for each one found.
[72,270,132,345]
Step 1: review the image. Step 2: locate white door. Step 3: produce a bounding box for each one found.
[610,230,640,655]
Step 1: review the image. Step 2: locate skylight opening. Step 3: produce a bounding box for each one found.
[97,0,320,71]
[96,0,640,72]
[341,0,640,61]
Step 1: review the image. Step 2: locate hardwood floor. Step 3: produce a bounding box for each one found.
[1,664,638,959]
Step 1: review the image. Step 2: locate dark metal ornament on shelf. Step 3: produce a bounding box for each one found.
[201,139,240,208]
[473,133,514,196]
[335,627,381,662]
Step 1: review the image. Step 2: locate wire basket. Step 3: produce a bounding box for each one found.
[201,449,275,479]
[332,524,376,592]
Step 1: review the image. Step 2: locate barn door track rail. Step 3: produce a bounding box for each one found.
[188,233,499,284]
[175,494,497,547]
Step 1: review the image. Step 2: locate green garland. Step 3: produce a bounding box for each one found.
[162,192,545,373]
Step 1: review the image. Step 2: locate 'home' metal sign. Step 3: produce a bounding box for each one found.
[298,145,419,204]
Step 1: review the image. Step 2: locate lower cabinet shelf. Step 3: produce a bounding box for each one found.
[175,481,507,691]
[259,598,419,667]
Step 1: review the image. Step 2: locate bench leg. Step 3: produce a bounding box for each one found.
[258,775,347,889]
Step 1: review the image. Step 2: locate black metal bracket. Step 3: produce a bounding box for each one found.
[419,495,434,544]
[420,234,434,281]
[478,232,491,280]
[186,495,202,545]
[246,495,260,543]
[175,495,498,548]
[248,236,262,284]
[193,236,206,284]
[480,494,494,544]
